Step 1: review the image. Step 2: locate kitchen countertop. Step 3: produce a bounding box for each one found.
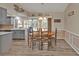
[0,28,27,30]
[0,32,12,35]
[12,28,27,30]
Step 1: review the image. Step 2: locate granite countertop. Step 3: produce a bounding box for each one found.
[0,32,12,35]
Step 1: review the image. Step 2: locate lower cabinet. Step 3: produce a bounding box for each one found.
[0,29,28,40]
[12,30,25,40]
[0,32,12,53]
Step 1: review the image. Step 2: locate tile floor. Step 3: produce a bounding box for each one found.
[0,39,79,56]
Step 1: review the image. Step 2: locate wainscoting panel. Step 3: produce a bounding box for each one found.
[65,30,79,54]
[73,35,79,53]
[57,29,65,39]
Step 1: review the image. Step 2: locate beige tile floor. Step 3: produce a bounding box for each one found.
[0,39,79,56]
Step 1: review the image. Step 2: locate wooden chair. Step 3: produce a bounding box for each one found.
[40,28,57,50]
[55,28,57,46]
[28,27,33,48]
[51,28,57,46]
[40,30,52,50]
[31,28,42,50]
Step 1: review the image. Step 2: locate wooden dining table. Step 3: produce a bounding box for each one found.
[44,31,54,35]
[33,31,55,38]
[28,30,55,49]
[33,31,55,50]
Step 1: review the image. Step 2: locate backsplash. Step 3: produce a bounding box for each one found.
[0,24,13,29]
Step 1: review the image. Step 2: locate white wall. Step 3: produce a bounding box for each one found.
[51,12,65,39]
[64,4,79,54]
[64,4,79,35]
[52,12,64,30]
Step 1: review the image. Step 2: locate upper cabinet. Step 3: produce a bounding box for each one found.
[0,7,7,24]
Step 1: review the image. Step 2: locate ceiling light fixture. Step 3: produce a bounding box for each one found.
[14,4,24,12]
[38,16,46,20]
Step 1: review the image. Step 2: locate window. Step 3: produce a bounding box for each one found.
[42,18,48,31]
[23,17,48,31]
[13,17,48,31]
[17,19,23,28]
[24,18,38,31]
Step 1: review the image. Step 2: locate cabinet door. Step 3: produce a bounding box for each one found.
[0,8,2,24]
[1,8,7,24]
[12,30,25,39]
[0,33,12,52]
[6,17,11,24]
[48,18,52,32]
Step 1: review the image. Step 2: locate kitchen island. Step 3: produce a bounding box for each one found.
[0,32,12,53]
[0,28,28,40]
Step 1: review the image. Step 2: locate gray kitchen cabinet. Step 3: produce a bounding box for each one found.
[1,8,7,24]
[12,30,25,39]
[0,32,12,53]
[0,7,7,24]
[6,16,12,24]
[0,7,3,24]
[6,16,15,25]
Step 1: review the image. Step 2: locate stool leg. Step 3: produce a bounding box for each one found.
[28,37,29,47]
[39,41,41,50]
[32,41,34,50]
[41,41,43,50]
[48,40,51,51]
[55,38,57,46]
[29,40,31,48]
[48,41,49,50]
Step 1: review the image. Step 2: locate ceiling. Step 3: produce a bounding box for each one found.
[20,3,68,14]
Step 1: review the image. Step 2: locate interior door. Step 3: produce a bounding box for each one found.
[48,18,52,32]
